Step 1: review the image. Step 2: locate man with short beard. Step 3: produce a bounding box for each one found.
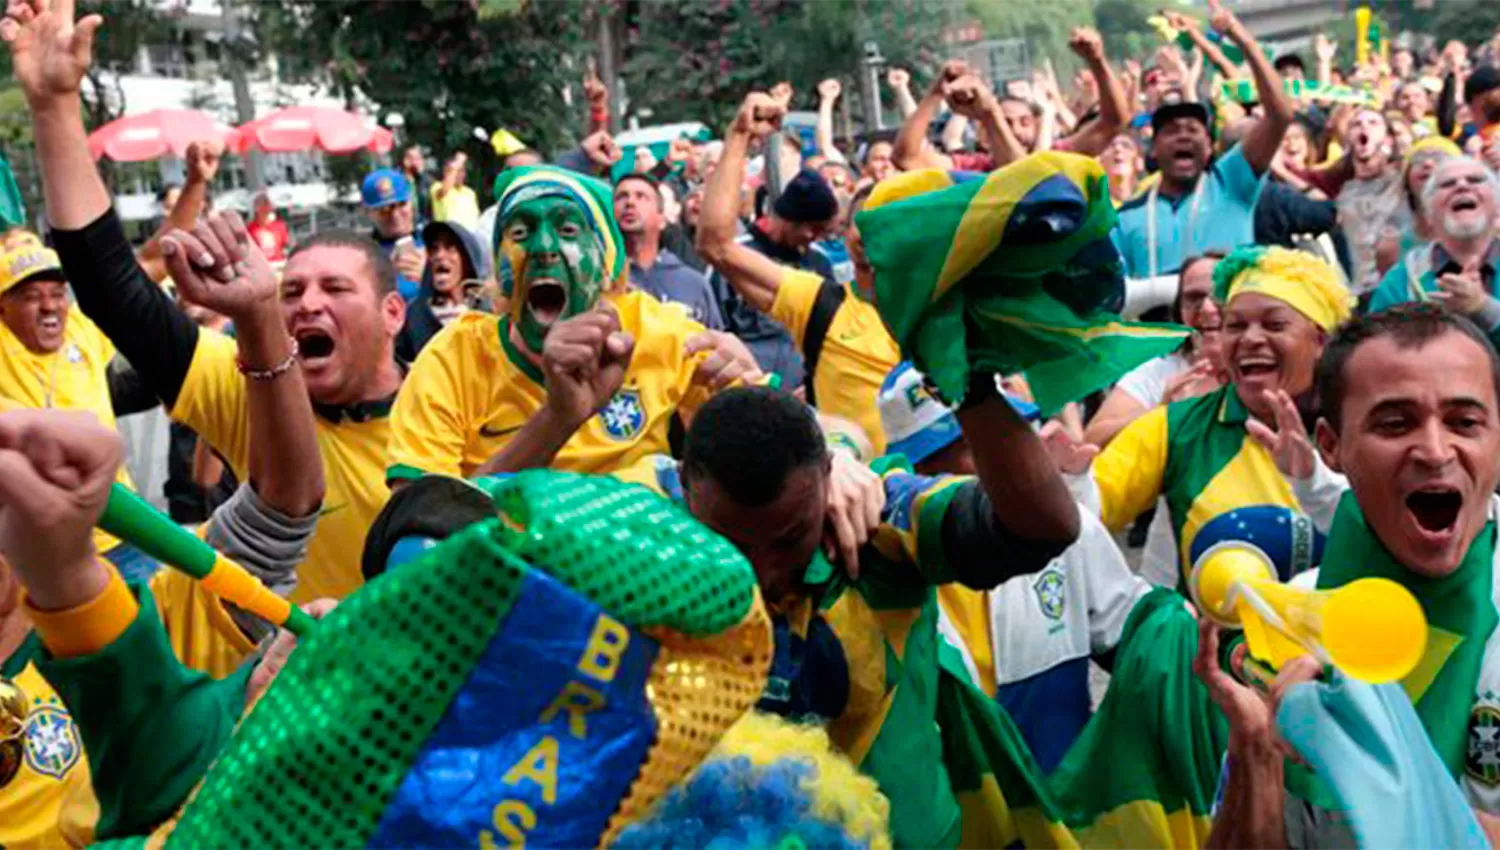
[1369,157,1500,349]
[1111,0,1291,281]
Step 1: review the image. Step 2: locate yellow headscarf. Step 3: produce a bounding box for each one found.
[1214,246,1355,333]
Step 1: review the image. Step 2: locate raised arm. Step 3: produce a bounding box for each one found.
[1213,0,1291,173]
[1166,10,1240,81]
[695,92,796,313]
[161,211,323,518]
[815,78,849,164]
[894,60,968,171]
[10,0,202,408]
[887,67,918,119]
[947,73,1027,168]
[433,152,466,202]
[958,375,1080,550]
[1061,27,1128,157]
[138,140,221,283]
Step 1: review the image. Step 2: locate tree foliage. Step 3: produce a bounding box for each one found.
[250,0,593,200]
[623,0,959,132]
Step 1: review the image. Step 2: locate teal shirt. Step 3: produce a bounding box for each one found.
[1367,242,1500,346]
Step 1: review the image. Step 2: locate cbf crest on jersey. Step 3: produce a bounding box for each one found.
[1468,702,1500,787]
[599,389,645,440]
[1033,569,1066,621]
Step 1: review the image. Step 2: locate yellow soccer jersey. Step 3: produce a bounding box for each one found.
[0,657,97,849]
[0,311,132,555]
[771,268,900,456]
[0,568,256,849]
[169,330,392,602]
[387,289,713,480]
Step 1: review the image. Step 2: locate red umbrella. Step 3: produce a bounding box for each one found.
[87,109,236,162]
[231,106,393,155]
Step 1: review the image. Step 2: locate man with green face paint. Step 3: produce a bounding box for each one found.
[388,165,760,482]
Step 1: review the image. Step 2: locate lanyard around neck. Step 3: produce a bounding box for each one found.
[1145,173,1208,281]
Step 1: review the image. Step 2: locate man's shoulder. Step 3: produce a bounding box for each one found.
[1116,192,1151,218]
[614,288,705,342]
[418,312,503,359]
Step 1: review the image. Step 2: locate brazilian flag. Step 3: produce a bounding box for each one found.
[102,472,774,849]
[855,153,1187,415]
[938,589,1229,849]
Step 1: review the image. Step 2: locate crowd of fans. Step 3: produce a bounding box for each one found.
[5,0,1500,846]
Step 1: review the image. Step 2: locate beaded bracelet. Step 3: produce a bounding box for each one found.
[237,338,300,381]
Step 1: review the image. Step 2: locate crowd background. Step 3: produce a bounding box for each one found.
[8,0,1500,848]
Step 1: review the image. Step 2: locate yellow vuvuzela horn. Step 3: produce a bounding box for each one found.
[1189,542,1426,684]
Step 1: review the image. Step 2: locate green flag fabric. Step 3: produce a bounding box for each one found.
[937,588,1228,848]
[0,153,24,230]
[1317,492,1497,778]
[854,153,1188,416]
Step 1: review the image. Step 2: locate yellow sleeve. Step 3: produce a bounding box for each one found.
[169,329,251,476]
[24,566,137,658]
[75,313,115,363]
[149,568,258,678]
[768,267,826,347]
[1092,405,1170,532]
[387,328,473,481]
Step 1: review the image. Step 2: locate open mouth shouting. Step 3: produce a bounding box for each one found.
[1404,484,1463,548]
[1235,353,1278,382]
[293,326,338,369]
[38,314,62,335]
[526,278,569,327]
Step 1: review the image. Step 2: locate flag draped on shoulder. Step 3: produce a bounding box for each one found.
[854,153,1188,416]
[937,588,1228,849]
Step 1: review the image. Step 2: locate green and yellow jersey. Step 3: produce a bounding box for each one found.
[0,568,255,848]
[171,331,392,603]
[387,289,715,480]
[770,268,901,456]
[1091,385,1300,588]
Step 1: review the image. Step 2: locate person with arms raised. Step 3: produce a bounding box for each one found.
[1112,0,1292,282]
[13,0,403,603]
[699,92,900,454]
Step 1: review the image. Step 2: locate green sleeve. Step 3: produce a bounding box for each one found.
[1366,260,1413,315]
[35,582,252,840]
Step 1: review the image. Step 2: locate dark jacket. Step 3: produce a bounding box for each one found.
[396,221,489,363]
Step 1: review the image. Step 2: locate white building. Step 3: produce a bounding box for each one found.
[104,0,374,225]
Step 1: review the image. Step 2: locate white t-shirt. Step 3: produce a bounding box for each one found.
[1116,351,1192,408]
[1114,351,1192,588]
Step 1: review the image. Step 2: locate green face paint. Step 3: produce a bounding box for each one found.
[498,194,606,351]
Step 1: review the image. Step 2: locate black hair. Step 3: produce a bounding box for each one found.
[614,172,663,210]
[1274,54,1306,74]
[1317,303,1500,433]
[287,230,398,296]
[1171,250,1227,325]
[681,386,828,508]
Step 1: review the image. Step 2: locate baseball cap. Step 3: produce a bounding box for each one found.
[1151,100,1212,136]
[361,168,412,208]
[878,363,1041,465]
[1465,65,1500,106]
[0,243,65,296]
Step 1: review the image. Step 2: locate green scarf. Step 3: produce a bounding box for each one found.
[1317,491,1497,777]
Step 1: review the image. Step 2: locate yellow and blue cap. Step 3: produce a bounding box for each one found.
[0,243,65,296]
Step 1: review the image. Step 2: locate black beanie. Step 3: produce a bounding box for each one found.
[772,169,839,224]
